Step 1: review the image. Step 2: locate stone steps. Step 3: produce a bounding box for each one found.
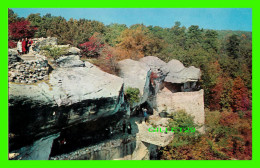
[21,54,37,61]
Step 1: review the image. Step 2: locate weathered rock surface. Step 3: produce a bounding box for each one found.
[139,56,168,76]
[164,59,201,83]
[8,49,21,64]
[117,59,151,106]
[56,55,85,68]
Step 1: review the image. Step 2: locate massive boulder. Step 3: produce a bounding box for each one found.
[139,56,168,93]
[9,62,125,150]
[164,59,201,83]
[56,55,85,68]
[117,59,151,107]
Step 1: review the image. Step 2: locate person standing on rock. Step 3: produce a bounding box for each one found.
[127,122,132,134]
[143,108,148,123]
[122,120,126,133]
[22,38,26,54]
[17,39,22,55]
[25,38,29,54]
[28,38,33,53]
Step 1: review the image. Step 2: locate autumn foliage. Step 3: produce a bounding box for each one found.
[159,109,252,160]
[231,77,250,112]
[8,20,37,40]
[79,33,104,58]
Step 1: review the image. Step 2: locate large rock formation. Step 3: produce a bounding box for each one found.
[9,62,125,151]
[164,59,201,83]
[9,44,205,160]
[117,59,151,107]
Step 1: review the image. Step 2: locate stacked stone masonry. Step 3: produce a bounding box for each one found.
[8,61,50,84]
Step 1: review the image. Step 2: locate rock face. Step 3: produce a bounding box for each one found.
[117,59,151,106]
[56,55,85,68]
[9,62,125,150]
[11,133,60,160]
[50,136,137,160]
[156,88,205,132]
[8,49,21,64]
[164,59,201,83]
[49,66,124,107]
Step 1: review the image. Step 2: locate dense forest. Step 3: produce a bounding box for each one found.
[8,9,252,159]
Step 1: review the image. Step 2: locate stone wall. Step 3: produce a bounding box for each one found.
[8,60,50,84]
[156,88,205,132]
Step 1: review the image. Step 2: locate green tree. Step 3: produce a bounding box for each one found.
[203,30,218,52]
[186,25,203,49]
[105,23,127,46]
[27,13,42,27]
[227,34,240,59]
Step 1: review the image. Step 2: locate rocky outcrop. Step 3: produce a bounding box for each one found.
[117,59,151,107]
[9,49,205,160]
[56,55,85,68]
[164,59,201,83]
[9,62,125,150]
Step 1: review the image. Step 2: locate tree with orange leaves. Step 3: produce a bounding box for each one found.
[231,77,250,112]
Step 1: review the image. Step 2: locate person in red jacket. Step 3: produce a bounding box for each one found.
[22,38,26,54]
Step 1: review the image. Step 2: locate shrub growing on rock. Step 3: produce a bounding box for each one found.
[167,110,201,147]
[124,87,140,106]
[40,46,68,60]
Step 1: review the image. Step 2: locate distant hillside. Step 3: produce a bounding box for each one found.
[215,30,252,40]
